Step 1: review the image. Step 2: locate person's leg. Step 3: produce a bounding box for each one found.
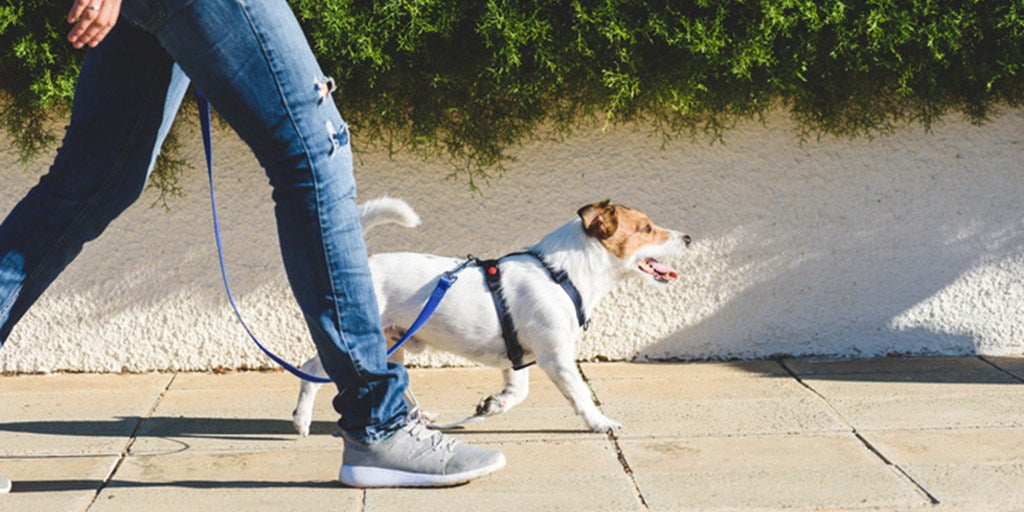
[0,21,189,346]
[120,0,504,486]
[118,0,410,442]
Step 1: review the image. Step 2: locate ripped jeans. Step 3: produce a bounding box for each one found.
[0,0,409,444]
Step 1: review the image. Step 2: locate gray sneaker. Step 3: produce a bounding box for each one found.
[339,412,505,488]
[0,475,10,494]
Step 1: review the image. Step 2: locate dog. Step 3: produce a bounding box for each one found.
[292,197,690,434]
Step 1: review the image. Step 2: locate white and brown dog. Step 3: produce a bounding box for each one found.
[292,197,689,434]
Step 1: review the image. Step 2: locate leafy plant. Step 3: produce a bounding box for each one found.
[2,0,1022,195]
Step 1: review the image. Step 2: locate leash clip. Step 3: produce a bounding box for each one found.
[439,254,477,287]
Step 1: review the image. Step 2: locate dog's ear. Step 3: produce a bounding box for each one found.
[578,200,618,239]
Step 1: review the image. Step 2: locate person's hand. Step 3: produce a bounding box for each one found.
[67,0,122,49]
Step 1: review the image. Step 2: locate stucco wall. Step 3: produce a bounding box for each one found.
[1,108,1022,373]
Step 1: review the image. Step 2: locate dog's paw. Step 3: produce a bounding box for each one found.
[475,395,508,417]
[586,416,622,433]
[292,409,312,437]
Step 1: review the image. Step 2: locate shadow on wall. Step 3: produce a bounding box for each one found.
[1,109,1021,371]
[634,111,1024,361]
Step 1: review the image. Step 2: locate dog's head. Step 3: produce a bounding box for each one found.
[578,200,690,285]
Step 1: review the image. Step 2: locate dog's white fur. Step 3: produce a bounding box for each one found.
[292,197,688,434]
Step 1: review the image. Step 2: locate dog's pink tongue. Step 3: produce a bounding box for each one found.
[649,259,679,280]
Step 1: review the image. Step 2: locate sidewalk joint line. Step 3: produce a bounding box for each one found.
[977,356,1024,383]
[578,363,650,511]
[85,371,178,510]
[776,359,941,506]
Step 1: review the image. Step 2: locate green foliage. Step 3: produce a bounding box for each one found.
[1,1,75,164]
[3,0,1023,193]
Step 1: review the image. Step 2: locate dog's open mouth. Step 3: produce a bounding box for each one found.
[638,258,679,282]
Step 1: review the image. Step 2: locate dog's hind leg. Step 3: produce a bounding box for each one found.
[475,368,530,417]
[292,356,327,436]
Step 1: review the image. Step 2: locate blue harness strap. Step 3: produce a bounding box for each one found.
[197,91,463,383]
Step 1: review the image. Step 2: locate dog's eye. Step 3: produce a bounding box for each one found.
[643,225,652,233]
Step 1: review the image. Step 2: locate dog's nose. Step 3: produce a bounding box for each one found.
[683,235,691,247]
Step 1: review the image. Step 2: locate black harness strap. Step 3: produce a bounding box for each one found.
[478,258,529,369]
[475,251,588,370]
[509,250,588,329]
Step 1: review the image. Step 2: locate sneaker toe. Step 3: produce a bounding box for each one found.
[445,444,506,475]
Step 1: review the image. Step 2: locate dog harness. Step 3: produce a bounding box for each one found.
[474,251,589,370]
[200,91,584,381]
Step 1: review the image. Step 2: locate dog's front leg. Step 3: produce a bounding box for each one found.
[476,368,530,417]
[538,355,621,433]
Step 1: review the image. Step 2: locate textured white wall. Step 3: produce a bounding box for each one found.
[1,108,1021,372]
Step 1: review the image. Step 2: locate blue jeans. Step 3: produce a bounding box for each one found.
[0,0,409,444]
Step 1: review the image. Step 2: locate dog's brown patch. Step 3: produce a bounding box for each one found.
[577,200,671,260]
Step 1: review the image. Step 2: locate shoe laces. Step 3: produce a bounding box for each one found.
[403,388,457,453]
[404,414,457,452]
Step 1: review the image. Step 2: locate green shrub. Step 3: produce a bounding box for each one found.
[2,0,1022,194]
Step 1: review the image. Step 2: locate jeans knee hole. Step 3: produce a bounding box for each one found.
[314,76,336,103]
[325,120,349,157]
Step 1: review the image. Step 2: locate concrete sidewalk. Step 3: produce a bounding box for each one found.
[2,356,1024,511]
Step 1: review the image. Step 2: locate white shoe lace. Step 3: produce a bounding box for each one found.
[403,388,457,453]
[404,414,458,453]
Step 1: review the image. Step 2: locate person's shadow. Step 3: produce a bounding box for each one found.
[0,416,345,493]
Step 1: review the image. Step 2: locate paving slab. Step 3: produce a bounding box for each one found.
[0,373,173,456]
[581,360,790,381]
[132,367,602,454]
[409,366,605,441]
[407,365,578,412]
[825,394,1024,431]
[619,433,930,511]
[0,455,117,512]
[582,362,847,438]
[783,356,1005,378]
[0,373,173,393]
[90,448,357,512]
[785,356,1023,397]
[3,358,1024,511]
[364,439,640,512]
[864,428,1024,508]
[131,373,340,454]
[785,357,1024,431]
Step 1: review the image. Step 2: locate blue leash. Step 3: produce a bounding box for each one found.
[196,91,464,382]
[385,258,475,358]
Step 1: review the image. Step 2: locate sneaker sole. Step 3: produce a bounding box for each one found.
[0,476,10,494]
[339,453,506,488]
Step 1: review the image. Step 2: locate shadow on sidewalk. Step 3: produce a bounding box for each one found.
[609,356,1024,385]
[0,416,597,439]
[10,478,339,493]
[0,417,337,440]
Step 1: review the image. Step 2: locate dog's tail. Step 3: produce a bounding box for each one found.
[360,196,421,233]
